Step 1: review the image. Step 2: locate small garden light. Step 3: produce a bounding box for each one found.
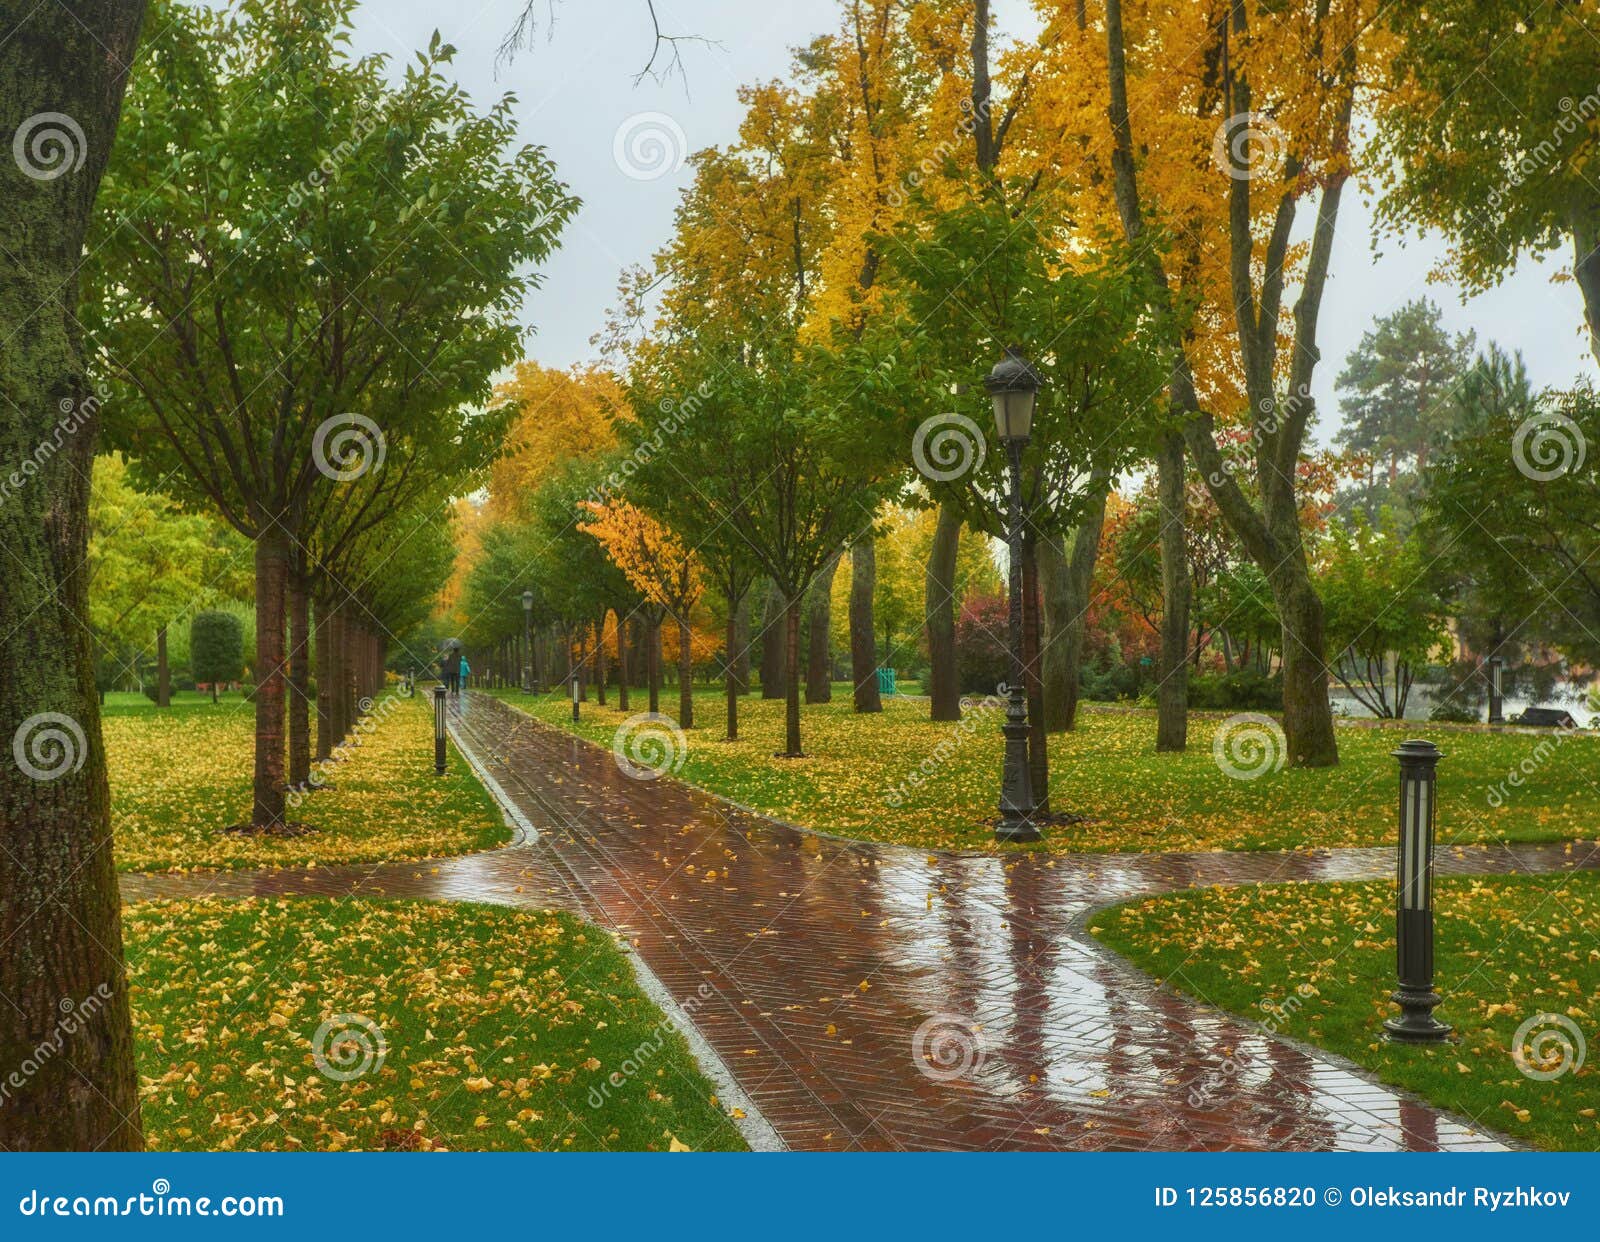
[571,670,580,723]
[1486,655,1504,725]
[1384,739,1452,1043]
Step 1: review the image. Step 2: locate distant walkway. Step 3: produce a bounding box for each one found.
[121,692,1600,1151]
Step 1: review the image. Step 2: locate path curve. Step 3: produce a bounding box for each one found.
[120,692,1600,1152]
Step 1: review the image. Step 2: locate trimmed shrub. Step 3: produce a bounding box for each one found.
[191,610,244,701]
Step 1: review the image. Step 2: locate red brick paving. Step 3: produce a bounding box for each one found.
[120,692,1600,1151]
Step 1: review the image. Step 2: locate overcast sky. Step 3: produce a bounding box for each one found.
[345,1,1595,443]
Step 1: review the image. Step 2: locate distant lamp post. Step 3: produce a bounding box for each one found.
[1384,740,1452,1043]
[433,685,447,776]
[1486,655,1505,725]
[521,590,535,694]
[985,346,1041,844]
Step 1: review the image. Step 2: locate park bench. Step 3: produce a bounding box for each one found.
[1511,706,1578,728]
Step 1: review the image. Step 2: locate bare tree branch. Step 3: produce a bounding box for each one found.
[497,0,717,85]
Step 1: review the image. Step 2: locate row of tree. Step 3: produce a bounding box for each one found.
[453,0,1600,791]
[7,0,1600,1152]
[1,0,575,1150]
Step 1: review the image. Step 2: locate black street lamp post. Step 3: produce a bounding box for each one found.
[1486,655,1504,725]
[985,347,1042,844]
[433,684,447,776]
[1384,739,1451,1043]
[522,590,535,694]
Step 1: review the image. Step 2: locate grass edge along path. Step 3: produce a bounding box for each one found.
[1088,871,1600,1151]
[482,687,1600,856]
[109,690,511,873]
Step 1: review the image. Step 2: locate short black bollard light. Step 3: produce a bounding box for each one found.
[571,671,580,723]
[433,684,447,776]
[1486,655,1505,725]
[1384,739,1452,1043]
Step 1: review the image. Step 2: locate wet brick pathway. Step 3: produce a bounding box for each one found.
[120,692,1600,1151]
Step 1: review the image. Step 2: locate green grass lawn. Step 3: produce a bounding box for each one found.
[107,689,510,871]
[127,897,746,1151]
[1089,871,1600,1150]
[483,685,1600,854]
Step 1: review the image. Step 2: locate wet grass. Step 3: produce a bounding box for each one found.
[1089,870,1600,1151]
[486,686,1599,854]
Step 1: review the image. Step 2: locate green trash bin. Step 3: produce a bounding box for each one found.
[876,667,897,696]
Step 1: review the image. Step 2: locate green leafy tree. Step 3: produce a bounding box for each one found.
[1319,512,1449,718]
[863,189,1168,798]
[1374,2,1600,364]
[191,611,245,703]
[1421,352,1600,666]
[1336,301,1475,481]
[87,455,251,697]
[87,0,575,827]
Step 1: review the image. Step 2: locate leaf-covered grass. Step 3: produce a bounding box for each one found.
[126,897,746,1151]
[108,690,510,872]
[487,687,1600,854]
[1089,871,1600,1150]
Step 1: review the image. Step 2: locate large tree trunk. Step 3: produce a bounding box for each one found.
[1155,433,1190,752]
[252,538,290,827]
[1568,197,1600,367]
[677,617,693,727]
[615,612,629,711]
[1021,538,1049,814]
[849,532,882,713]
[328,603,347,748]
[0,0,147,1152]
[1040,484,1110,732]
[759,582,784,699]
[781,594,804,756]
[646,619,661,715]
[724,605,740,740]
[1271,565,1340,767]
[314,595,334,761]
[155,624,170,707]
[925,501,962,721]
[805,554,838,704]
[1104,0,1339,767]
[342,612,360,747]
[733,595,751,694]
[287,564,311,789]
